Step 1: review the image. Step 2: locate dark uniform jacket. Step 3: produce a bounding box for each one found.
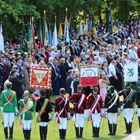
[87,94,103,113]
[69,92,86,114]
[55,96,69,118]
[36,97,52,122]
[104,93,120,113]
[119,88,135,108]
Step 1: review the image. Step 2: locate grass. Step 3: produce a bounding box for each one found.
[0,96,139,140]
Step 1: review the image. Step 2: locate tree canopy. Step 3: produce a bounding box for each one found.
[0,0,140,38]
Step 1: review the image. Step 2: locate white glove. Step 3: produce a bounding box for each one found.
[48,113,52,120]
[0,107,3,113]
[35,112,39,119]
[54,112,58,119]
[15,107,19,115]
[84,109,90,119]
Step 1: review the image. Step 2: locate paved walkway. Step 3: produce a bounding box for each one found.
[123,130,140,140]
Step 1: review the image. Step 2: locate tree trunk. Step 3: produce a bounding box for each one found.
[98,6,103,24]
[125,0,129,24]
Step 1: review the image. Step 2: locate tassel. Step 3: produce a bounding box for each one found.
[57,117,60,124]
[90,114,92,122]
[19,119,22,126]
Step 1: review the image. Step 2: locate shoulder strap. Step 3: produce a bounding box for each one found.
[4,91,15,106]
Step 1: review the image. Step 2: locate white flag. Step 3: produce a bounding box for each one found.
[0,24,4,51]
[52,22,58,47]
[66,26,70,43]
[79,21,83,36]
[44,13,48,46]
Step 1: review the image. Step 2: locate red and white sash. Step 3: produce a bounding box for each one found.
[78,94,86,109]
[89,95,100,120]
[56,97,68,123]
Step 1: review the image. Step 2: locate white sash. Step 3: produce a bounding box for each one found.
[78,94,86,109]
[90,95,100,113]
[108,93,119,110]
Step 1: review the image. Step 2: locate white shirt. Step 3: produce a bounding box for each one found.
[129,49,138,60]
[108,63,116,77]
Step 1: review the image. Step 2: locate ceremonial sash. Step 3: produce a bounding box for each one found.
[56,97,68,123]
[107,93,119,110]
[78,94,86,109]
[121,89,135,109]
[19,99,33,117]
[89,95,100,121]
[4,91,15,107]
[37,99,49,122]
[90,95,100,113]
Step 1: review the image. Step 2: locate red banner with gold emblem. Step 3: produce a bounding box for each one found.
[30,66,51,88]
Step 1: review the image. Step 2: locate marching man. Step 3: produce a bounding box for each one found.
[118,83,136,134]
[54,88,70,140]
[69,85,87,138]
[104,85,120,136]
[87,87,103,137]
[18,90,34,140]
[1,81,18,139]
[36,89,53,140]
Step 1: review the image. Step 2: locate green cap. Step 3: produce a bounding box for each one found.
[107,85,115,94]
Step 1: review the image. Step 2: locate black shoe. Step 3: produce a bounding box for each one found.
[4,127,8,139]
[112,124,117,135]
[62,129,66,139]
[138,117,140,128]
[79,127,83,138]
[59,129,63,139]
[39,126,44,140]
[108,122,113,135]
[43,126,47,140]
[26,130,31,140]
[9,126,14,139]
[75,127,79,138]
[96,127,100,137]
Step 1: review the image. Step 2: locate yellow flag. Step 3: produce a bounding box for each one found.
[92,27,97,35]
[58,22,63,38]
[113,25,119,33]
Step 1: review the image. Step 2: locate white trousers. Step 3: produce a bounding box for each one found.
[92,113,101,128]
[123,109,133,123]
[22,120,31,130]
[58,117,67,129]
[137,108,140,117]
[107,113,117,124]
[75,114,85,128]
[39,122,48,127]
[3,113,14,128]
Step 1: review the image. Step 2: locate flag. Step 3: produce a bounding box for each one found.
[58,22,63,39]
[112,20,119,33]
[39,22,43,48]
[66,26,70,43]
[52,20,58,47]
[83,18,88,35]
[48,27,52,45]
[79,21,83,36]
[0,23,4,51]
[80,67,98,86]
[44,11,48,46]
[92,21,97,35]
[64,15,68,37]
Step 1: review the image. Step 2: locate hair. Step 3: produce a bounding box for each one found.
[93,87,98,93]
[6,82,12,89]
[77,85,82,92]
[59,88,65,95]
[40,89,46,97]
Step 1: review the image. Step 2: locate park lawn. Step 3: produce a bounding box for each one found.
[0,95,139,140]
